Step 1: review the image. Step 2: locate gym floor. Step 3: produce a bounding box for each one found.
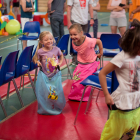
[0,12,140,140]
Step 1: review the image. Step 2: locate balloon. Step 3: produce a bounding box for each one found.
[5,19,20,35]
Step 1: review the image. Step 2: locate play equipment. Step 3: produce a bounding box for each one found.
[1,15,14,21]
[8,5,16,19]
[0,3,4,35]
[40,13,50,24]
[0,4,17,36]
[33,15,43,25]
[5,19,20,35]
[0,6,21,35]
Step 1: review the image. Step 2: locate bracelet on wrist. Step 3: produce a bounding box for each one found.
[131,11,134,14]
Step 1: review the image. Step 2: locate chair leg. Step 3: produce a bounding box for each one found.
[96,89,101,103]
[19,76,22,91]
[12,79,24,107]
[64,56,72,79]
[23,75,24,89]
[74,86,87,125]
[0,96,7,117]
[7,82,11,99]
[27,71,36,98]
[17,39,19,50]
[34,68,38,84]
[85,87,94,114]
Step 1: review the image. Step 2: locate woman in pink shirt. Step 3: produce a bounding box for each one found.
[68,23,103,101]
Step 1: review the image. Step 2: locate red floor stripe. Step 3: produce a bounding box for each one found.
[0,79,107,140]
[0,59,71,98]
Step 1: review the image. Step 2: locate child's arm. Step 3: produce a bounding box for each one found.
[36,60,42,67]
[96,39,103,58]
[99,62,118,105]
[58,52,64,66]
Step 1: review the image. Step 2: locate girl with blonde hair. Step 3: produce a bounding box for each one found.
[33,31,66,115]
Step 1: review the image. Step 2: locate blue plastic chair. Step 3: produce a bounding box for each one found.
[84,33,92,38]
[30,46,38,84]
[0,56,2,65]
[57,34,72,79]
[17,21,40,50]
[0,50,25,117]
[100,34,121,67]
[14,45,36,97]
[93,67,112,78]
[74,71,119,125]
[55,36,59,43]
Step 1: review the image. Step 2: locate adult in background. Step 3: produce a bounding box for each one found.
[67,0,94,33]
[123,0,140,27]
[107,0,127,36]
[11,0,20,19]
[20,0,35,50]
[48,0,66,43]
[87,0,100,49]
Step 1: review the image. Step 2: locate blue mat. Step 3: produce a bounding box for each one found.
[100,24,109,26]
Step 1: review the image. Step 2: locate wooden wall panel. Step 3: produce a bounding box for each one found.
[37,0,111,13]
[99,0,110,12]
[38,0,48,12]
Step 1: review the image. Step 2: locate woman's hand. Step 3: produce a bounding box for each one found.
[105,94,114,105]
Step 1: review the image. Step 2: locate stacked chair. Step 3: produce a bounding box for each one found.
[0,51,22,117]
[0,45,37,117]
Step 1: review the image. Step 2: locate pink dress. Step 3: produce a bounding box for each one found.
[68,37,99,101]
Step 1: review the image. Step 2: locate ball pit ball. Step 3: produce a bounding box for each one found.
[5,19,20,35]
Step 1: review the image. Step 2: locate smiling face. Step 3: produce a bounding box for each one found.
[40,34,54,50]
[69,28,83,44]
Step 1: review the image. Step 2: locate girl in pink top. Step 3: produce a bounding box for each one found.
[68,23,103,101]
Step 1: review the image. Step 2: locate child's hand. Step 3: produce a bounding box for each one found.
[105,94,114,105]
[37,61,42,67]
[57,62,62,66]
[97,53,102,58]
